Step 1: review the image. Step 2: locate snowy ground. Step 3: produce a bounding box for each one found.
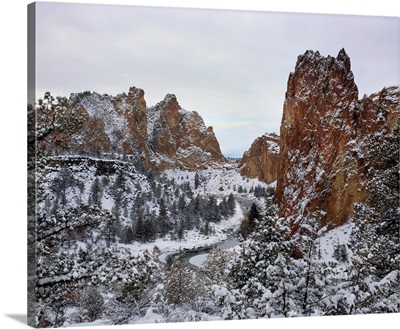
[189,253,208,267]
[163,166,271,197]
[317,222,354,262]
[121,200,244,264]
[116,164,268,263]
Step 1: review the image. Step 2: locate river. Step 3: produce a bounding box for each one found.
[165,196,254,270]
[188,232,239,268]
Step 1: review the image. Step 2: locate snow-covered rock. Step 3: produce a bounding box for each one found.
[37,86,227,171]
[275,48,399,231]
[240,132,280,184]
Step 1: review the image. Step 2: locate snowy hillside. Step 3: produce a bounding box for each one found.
[163,165,272,197]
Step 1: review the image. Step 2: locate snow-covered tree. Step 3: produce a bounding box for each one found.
[238,202,259,239]
[291,216,333,316]
[218,205,299,318]
[347,118,399,314]
[79,287,104,322]
[163,252,196,305]
[90,177,102,208]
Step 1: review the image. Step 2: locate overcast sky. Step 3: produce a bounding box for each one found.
[35,2,398,157]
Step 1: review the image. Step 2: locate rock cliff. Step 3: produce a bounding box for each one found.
[148,94,226,170]
[36,87,226,171]
[240,133,280,184]
[275,49,399,231]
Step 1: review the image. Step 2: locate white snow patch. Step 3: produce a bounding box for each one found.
[189,254,208,267]
[317,222,354,262]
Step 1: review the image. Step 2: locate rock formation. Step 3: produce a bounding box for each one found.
[148,94,226,170]
[240,133,280,184]
[275,49,399,231]
[36,87,226,171]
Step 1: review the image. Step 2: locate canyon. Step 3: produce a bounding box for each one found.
[35,49,399,231]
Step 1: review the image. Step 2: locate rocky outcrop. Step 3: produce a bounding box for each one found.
[60,87,151,166]
[148,94,226,170]
[240,133,280,184]
[37,87,226,171]
[275,49,399,231]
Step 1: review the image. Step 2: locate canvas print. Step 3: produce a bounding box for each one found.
[27,2,399,328]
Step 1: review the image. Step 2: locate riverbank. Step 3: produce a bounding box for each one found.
[116,200,244,263]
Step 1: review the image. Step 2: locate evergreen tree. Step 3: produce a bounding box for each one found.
[200,250,233,286]
[124,226,135,244]
[248,203,259,226]
[218,198,228,218]
[227,193,236,216]
[158,197,170,237]
[333,239,349,263]
[194,172,200,189]
[348,119,399,314]
[220,212,298,318]
[206,196,221,223]
[164,252,196,305]
[349,204,399,314]
[90,177,102,208]
[79,287,104,322]
[292,216,331,316]
[239,202,259,239]
[134,217,146,243]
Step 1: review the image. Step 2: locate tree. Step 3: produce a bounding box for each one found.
[158,197,170,237]
[135,217,155,243]
[292,216,331,316]
[90,177,102,208]
[206,196,221,223]
[79,287,104,322]
[194,172,200,189]
[124,226,135,244]
[333,239,349,263]
[227,193,236,216]
[226,211,298,318]
[347,119,399,314]
[200,250,233,286]
[348,203,399,314]
[33,91,83,150]
[164,252,196,305]
[248,203,259,226]
[239,202,259,239]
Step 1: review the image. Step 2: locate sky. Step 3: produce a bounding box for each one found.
[34,2,399,157]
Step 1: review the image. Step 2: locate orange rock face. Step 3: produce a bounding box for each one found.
[275,49,399,231]
[148,94,226,170]
[240,133,280,184]
[37,87,226,171]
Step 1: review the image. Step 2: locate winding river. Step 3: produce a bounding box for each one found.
[164,196,253,270]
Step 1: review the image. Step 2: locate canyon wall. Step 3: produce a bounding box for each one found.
[240,133,280,184]
[275,49,399,230]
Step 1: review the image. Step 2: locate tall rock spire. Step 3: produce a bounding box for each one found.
[275,49,398,231]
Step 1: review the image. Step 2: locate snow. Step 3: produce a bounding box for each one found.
[163,166,271,197]
[77,92,128,148]
[135,307,165,324]
[127,201,244,263]
[64,319,109,327]
[189,254,208,267]
[317,222,354,262]
[146,106,161,138]
[40,154,260,274]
